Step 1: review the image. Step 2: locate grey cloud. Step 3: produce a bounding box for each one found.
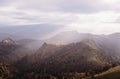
[14,16,37,21]
[0,0,120,25]
[0,0,14,6]
[0,0,8,3]
[52,0,108,13]
[0,0,119,13]
[114,17,120,23]
[13,15,41,22]
[17,0,116,13]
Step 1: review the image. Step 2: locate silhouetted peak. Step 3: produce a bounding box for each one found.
[42,42,56,47]
[42,42,48,46]
[1,38,16,45]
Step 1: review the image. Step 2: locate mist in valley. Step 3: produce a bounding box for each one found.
[0,0,120,79]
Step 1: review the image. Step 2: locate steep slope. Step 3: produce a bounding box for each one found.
[16,39,120,75]
[45,31,120,56]
[96,65,120,79]
[107,33,120,55]
[0,38,32,63]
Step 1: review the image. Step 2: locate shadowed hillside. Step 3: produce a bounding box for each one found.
[96,65,120,79]
[15,39,120,79]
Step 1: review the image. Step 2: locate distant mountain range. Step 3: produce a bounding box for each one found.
[16,39,120,74]
[0,31,120,79]
[13,32,120,76]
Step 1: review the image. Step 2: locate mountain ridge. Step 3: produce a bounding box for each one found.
[16,39,120,75]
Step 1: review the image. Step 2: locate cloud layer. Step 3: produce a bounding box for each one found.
[0,0,120,34]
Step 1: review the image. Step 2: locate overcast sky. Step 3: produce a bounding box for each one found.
[0,0,120,34]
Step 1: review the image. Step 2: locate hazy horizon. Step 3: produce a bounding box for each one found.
[0,0,120,35]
